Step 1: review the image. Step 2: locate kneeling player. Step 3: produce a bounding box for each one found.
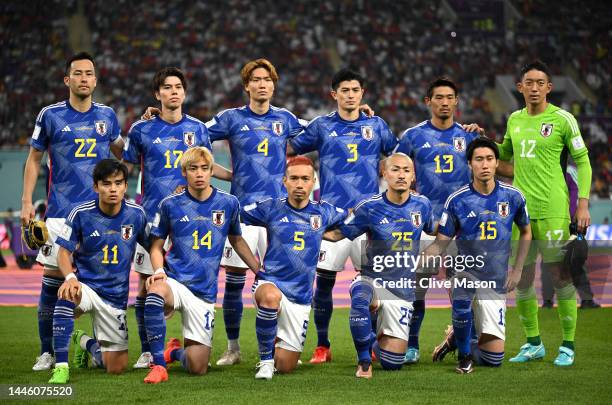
[242,156,347,380]
[324,153,435,378]
[143,147,258,384]
[431,138,531,373]
[48,160,148,383]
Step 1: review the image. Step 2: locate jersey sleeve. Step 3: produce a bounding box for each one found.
[393,129,413,156]
[498,115,515,161]
[30,108,51,151]
[438,200,458,238]
[122,125,142,164]
[423,199,436,235]
[338,203,370,240]
[228,198,242,236]
[150,202,170,240]
[55,213,81,253]
[136,212,151,250]
[513,192,530,228]
[559,111,592,199]
[289,119,320,154]
[241,199,271,227]
[205,110,231,142]
[322,202,347,230]
[287,113,308,139]
[109,110,121,142]
[378,118,398,155]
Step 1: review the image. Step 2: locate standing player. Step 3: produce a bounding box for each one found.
[241,156,347,380]
[47,160,148,383]
[324,153,436,378]
[142,147,259,384]
[393,77,489,363]
[21,52,124,371]
[122,67,230,369]
[287,68,397,363]
[500,61,591,366]
[432,138,531,373]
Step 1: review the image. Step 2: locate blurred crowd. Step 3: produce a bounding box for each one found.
[1,0,609,197]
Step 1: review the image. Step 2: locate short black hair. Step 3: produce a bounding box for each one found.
[93,159,128,184]
[65,52,95,76]
[466,137,499,161]
[519,60,551,82]
[152,67,187,95]
[426,77,458,99]
[331,68,366,91]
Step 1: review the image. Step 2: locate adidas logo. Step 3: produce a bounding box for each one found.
[89,230,100,237]
[329,131,338,137]
[179,215,190,222]
[153,137,162,144]
[280,216,289,223]
[241,125,250,131]
[61,125,71,132]
[467,211,476,218]
[422,142,431,148]
[379,217,390,224]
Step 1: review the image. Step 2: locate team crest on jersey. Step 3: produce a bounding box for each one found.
[540,123,553,138]
[310,215,322,230]
[453,137,466,152]
[410,211,422,227]
[135,253,145,266]
[319,250,326,262]
[121,225,134,240]
[212,210,225,227]
[272,121,283,136]
[183,131,196,147]
[95,120,107,136]
[41,244,53,257]
[224,247,233,259]
[361,126,374,141]
[497,202,510,218]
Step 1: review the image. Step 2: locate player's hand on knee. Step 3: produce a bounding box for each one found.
[141,107,161,120]
[147,270,167,289]
[59,278,80,301]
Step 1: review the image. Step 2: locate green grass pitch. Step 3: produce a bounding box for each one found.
[1,306,610,404]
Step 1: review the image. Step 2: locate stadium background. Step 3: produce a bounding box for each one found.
[0,1,610,402]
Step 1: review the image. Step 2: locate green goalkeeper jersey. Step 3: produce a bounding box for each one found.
[499,103,588,220]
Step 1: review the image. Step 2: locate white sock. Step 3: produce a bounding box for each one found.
[80,334,92,350]
[228,339,240,352]
[56,362,69,367]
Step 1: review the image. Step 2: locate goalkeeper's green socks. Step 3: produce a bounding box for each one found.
[556,283,577,349]
[516,286,541,344]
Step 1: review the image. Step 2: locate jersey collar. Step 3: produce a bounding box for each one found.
[382,191,411,208]
[185,186,217,203]
[96,199,126,218]
[469,180,499,197]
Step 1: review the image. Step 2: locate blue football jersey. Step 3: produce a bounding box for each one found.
[55,200,148,309]
[394,121,480,220]
[289,112,397,210]
[241,198,347,305]
[340,192,435,300]
[151,188,241,303]
[123,115,212,220]
[205,105,306,206]
[30,101,121,218]
[439,181,530,289]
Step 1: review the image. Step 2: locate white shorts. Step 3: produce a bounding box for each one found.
[166,278,215,347]
[252,280,311,353]
[76,283,128,352]
[220,224,267,268]
[133,238,171,275]
[473,292,506,341]
[36,218,66,269]
[317,234,366,272]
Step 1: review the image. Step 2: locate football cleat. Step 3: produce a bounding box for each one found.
[32,352,55,371]
[255,360,275,380]
[509,343,545,363]
[216,349,242,366]
[355,361,372,379]
[133,352,153,369]
[71,329,89,369]
[455,355,474,374]
[404,347,420,364]
[432,325,456,362]
[48,364,69,384]
[309,346,332,364]
[144,365,168,384]
[553,346,575,366]
[164,338,182,364]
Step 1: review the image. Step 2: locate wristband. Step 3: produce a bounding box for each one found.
[65,273,77,281]
[154,268,166,275]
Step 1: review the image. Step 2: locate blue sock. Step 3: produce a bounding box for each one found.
[223,271,246,341]
[144,293,166,367]
[85,338,104,368]
[473,345,504,367]
[169,347,189,370]
[39,276,62,355]
[380,348,404,370]
[256,306,278,361]
[408,299,425,349]
[313,270,336,348]
[452,299,473,358]
[52,299,75,364]
[134,296,150,353]
[349,280,374,363]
